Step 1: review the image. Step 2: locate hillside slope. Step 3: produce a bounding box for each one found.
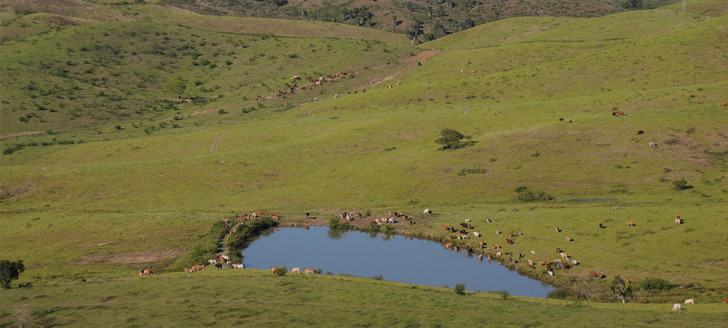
[1,0,727,306]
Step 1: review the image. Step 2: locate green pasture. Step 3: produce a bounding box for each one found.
[2,269,727,327]
[1,1,727,320]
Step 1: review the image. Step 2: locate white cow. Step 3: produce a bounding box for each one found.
[231,263,244,269]
[473,231,480,238]
[464,219,471,223]
[672,303,681,311]
[684,298,694,304]
[423,208,432,214]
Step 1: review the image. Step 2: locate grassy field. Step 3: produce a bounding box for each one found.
[2,269,727,327]
[1,0,728,326]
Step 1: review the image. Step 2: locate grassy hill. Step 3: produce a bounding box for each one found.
[2,269,728,327]
[1,0,728,325]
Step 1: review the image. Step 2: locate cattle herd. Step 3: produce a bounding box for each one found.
[132,208,718,306]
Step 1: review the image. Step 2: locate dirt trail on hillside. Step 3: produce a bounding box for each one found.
[0,131,44,140]
[364,49,442,88]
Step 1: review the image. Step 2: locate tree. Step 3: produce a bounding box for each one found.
[163,79,186,98]
[1,260,25,289]
[435,128,476,150]
[610,275,633,303]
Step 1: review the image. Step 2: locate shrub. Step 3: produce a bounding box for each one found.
[515,187,553,202]
[435,128,476,150]
[500,290,510,300]
[274,266,287,276]
[640,277,672,291]
[672,179,693,190]
[453,283,466,295]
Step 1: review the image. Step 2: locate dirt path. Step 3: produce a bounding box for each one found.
[0,131,44,140]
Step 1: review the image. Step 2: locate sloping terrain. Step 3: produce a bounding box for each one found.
[1,0,727,322]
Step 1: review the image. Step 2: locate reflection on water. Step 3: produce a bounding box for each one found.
[243,226,553,297]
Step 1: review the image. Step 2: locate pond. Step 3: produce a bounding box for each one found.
[243,226,553,297]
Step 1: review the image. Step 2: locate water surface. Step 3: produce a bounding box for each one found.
[243,226,553,297]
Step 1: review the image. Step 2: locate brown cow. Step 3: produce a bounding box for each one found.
[492,244,500,249]
[303,268,315,274]
[675,216,682,225]
[270,266,283,274]
[539,260,548,266]
[723,298,728,304]
[721,102,728,106]
[627,221,634,226]
[506,239,514,245]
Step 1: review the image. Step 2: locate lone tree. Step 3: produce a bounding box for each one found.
[435,128,476,150]
[163,79,187,99]
[1,260,25,289]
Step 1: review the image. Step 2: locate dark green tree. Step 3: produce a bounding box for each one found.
[1,260,25,289]
[435,128,476,150]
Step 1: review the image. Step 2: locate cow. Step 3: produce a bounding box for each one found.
[441,225,449,231]
[555,227,561,233]
[684,298,694,304]
[612,111,625,116]
[723,298,728,304]
[506,239,514,245]
[495,230,501,234]
[637,130,645,135]
[303,268,315,274]
[444,242,455,249]
[675,216,682,225]
[555,248,561,253]
[424,208,432,214]
[270,266,283,274]
[539,260,548,266]
[291,267,301,274]
[229,263,243,269]
[559,117,564,122]
[527,259,534,266]
[649,142,658,148]
[192,264,205,271]
[495,251,502,257]
[464,219,471,223]
[215,263,223,270]
[486,218,492,223]
[627,221,634,226]
[560,252,569,259]
[571,260,578,266]
[547,270,554,276]
[473,231,480,238]
[721,102,728,106]
[208,259,218,265]
[566,236,572,242]
[137,269,156,276]
[492,244,500,249]
[672,303,682,311]
[589,270,598,277]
